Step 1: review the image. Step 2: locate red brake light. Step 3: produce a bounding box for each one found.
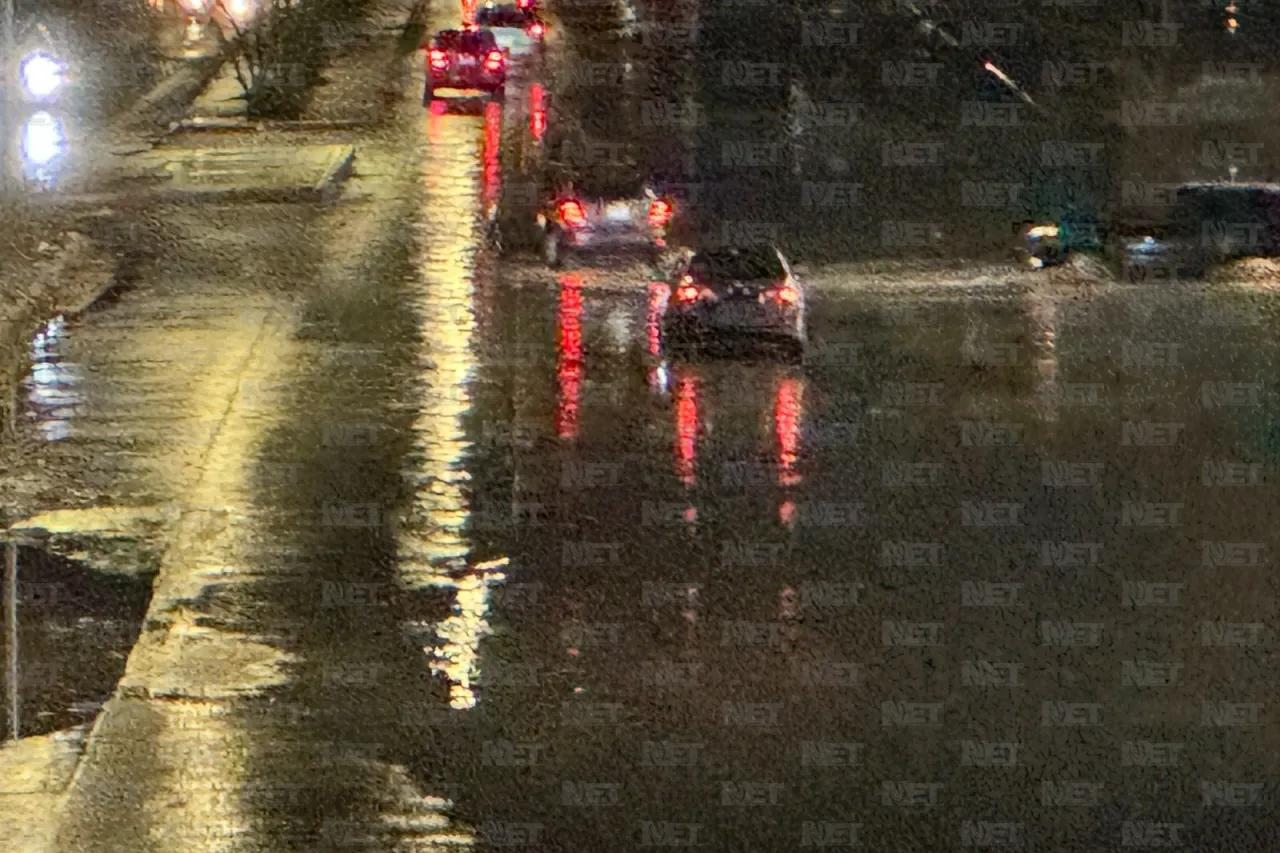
[518,0,531,7]
[767,279,799,305]
[648,199,672,227]
[483,49,504,71]
[558,200,586,227]
[429,48,448,69]
[528,21,545,37]
[674,275,698,302]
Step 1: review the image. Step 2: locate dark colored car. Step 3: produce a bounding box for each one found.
[424,27,507,104]
[661,245,807,358]
[1023,182,1280,279]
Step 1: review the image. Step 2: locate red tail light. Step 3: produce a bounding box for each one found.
[428,48,448,70]
[483,50,504,72]
[673,274,699,302]
[648,199,672,228]
[528,21,545,37]
[517,0,531,7]
[767,279,799,305]
[558,200,586,227]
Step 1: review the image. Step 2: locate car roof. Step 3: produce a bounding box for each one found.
[1178,182,1280,194]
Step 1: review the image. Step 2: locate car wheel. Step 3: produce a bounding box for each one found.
[543,232,561,268]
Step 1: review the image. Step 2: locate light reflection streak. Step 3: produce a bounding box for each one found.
[22,315,81,442]
[1025,291,1060,425]
[528,83,546,142]
[555,274,584,440]
[674,367,698,487]
[774,375,803,488]
[400,106,502,713]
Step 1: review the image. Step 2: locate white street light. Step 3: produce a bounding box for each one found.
[19,52,63,100]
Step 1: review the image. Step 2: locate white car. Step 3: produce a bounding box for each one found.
[475,2,546,56]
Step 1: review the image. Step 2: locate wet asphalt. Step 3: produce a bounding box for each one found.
[4,6,1280,852]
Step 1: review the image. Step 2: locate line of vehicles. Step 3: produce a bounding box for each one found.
[423,1,809,360]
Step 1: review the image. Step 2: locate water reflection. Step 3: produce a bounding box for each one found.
[422,557,508,710]
[673,366,698,487]
[20,111,67,186]
[22,315,81,442]
[774,375,803,488]
[555,274,584,440]
[528,83,546,142]
[401,100,502,712]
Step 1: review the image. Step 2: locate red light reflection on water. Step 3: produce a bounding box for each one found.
[556,274,584,440]
[774,376,804,488]
[674,369,699,487]
[529,83,546,141]
[482,100,501,205]
[646,282,667,357]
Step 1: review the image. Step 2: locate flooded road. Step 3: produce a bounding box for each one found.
[4,8,1280,853]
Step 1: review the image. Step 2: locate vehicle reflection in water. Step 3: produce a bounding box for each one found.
[555,273,584,440]
[400,105,503,714]
[1024,291,1060,424]
[23,315,82,442]
[20,111,67,187]
[528,82,546,142]
[645,281,668,392]
[774,374,804,488]
[673,366,698,488]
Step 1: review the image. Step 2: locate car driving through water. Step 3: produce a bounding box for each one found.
[659,245,808,359]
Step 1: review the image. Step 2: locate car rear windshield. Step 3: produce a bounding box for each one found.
[476,6,528,25]
[434,30,496,52]
[689,248,783,283]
